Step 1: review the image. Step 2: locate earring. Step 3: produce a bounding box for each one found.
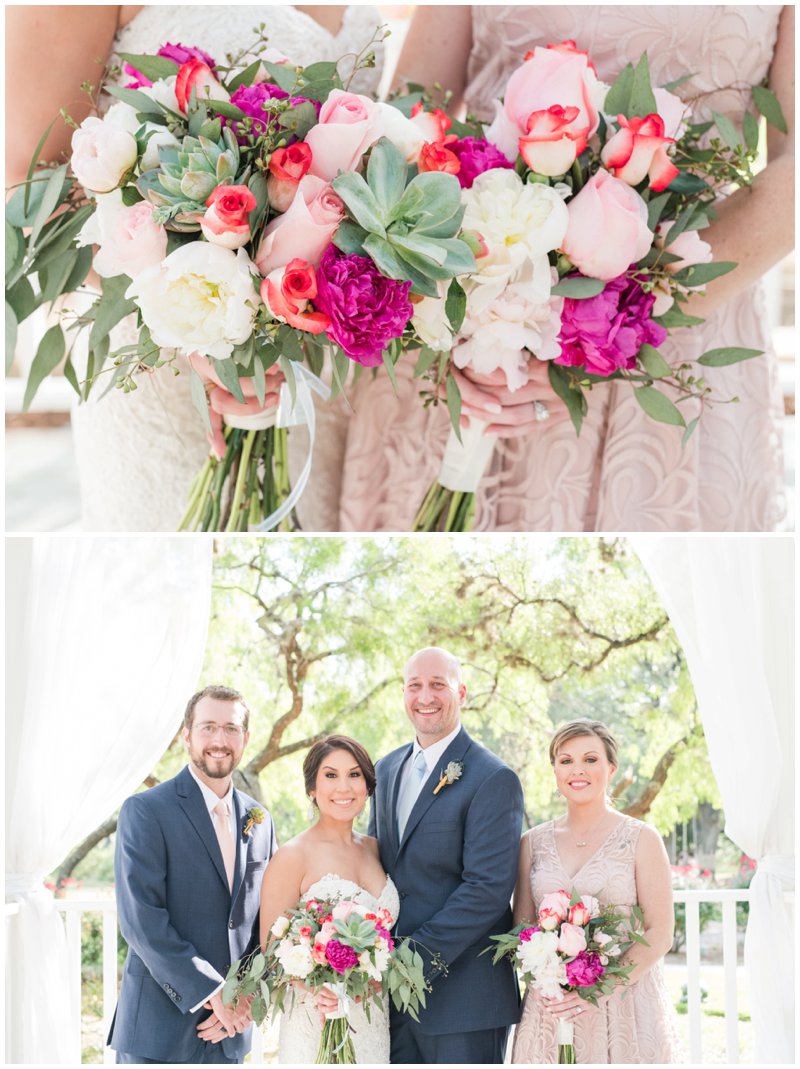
[307,796,316,821]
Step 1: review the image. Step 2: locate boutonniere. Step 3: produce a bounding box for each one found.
[433,761,464,795]
[242,806,265,839]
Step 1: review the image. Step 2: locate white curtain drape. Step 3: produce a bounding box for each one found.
[632,535,794,1063]
[5,536,213,1064]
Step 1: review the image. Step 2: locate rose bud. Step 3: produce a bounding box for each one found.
[267,143,313,212]
[201,185,257,249]
[261,258,331,334]
[418,141,461,176]
[601,113,679,191]
[410,100,453,143]
[175,58,229,113]
[519,104,586,176]
[568,901,592,926]
[70,116,137,194]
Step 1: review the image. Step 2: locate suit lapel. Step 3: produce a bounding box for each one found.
[399,729,472,850]
[385,744,413,856]
[231,790,250,903]
[176,766,231,896]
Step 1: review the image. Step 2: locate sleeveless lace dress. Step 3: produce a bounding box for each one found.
[511,817,683,1064]
[276,873,400,1064]
[69,5,384,531]
[332,4,786,532]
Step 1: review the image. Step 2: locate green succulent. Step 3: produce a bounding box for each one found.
[138,125,244,231]
[332,137,476,296]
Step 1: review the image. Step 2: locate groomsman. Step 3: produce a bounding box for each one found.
[108,685,277,1063]
[369,647,524,1063]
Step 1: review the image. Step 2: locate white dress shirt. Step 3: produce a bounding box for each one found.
[186,764,236,1012]
[397,723,462,801]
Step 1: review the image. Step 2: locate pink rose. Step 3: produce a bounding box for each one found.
[175,58,229,113]
[557,922,588,957]
[410,101,452,143]
[568,902,592,927]
[91,197,167,280]
[486,40,602,162]
[255,174,344,274]
[538,890,572,922]
[304,89,384,181]
[200,184,256,249]
[519,105,585,176]
[267,143,313,212]
[601,113,679,191]
[418,141,461,176]
[651,221,713,314]
[560,169,653,280]
[261,258,331,334]
[311,942,328,965]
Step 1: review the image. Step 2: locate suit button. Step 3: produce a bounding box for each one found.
[399,891,407,900]
[229,920,234,929]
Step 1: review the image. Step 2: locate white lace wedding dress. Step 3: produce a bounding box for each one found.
[70,5,384,531]
[276,873,400,1064]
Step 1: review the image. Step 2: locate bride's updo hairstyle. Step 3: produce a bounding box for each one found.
[548,719,619,768]
[303,735,377,798]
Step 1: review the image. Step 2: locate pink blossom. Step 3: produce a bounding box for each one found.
[560,169,653,280]
[255,175,343,274]
[325,939,359,974]
[304,89,384,182]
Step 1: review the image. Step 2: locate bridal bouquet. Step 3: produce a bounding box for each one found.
[409,40,787,530]
[224,895,429,1064]
[6,27,475,530]
[486,889,645,1063]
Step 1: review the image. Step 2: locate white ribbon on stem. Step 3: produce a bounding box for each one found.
[556,1016,575,1047]
[437,419,496,494]
[222,364,330,532]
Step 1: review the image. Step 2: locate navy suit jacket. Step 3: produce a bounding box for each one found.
[368,727,524,1036]
[108,766,277,1061]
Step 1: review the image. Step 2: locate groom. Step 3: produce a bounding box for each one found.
[369,647,524,1063]
[108,685,277,1063]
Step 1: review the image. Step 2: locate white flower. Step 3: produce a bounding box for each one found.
[653,87,690,140]
[461,169,569,278]
[140,125,181,170]
[270,915,291,938]
[531,956,569,1000]
[517,929,560,975]
[358,944,389,982]
[411,285,454,351]
[580,895,602,919]
[275,940,315,979]
[455,261,563,388]
[71,115,137,193]
[376,102,427,163]
[127,244,259,360]
[78,189,167,280]
[140,75,180,115]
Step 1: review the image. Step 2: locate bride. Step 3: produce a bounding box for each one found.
[258,735,398,1064]
[6,4,384,532]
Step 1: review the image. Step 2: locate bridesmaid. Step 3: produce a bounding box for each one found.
[512,720,682,1063]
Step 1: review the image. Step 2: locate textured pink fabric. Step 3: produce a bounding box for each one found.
[511,817,684,1064]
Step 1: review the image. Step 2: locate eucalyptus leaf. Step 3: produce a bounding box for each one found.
[413,346,442,377]
[548,363,587,435]
[212,357,245,402]
[712,111,741,150]
[628,54,658,118]
[696,346,762,367]
[5,222,21,279]
[551,277,606,299]
[672,260,736,288]
[751,84,787,134]
[5,302,18,372]
[62,244,94,293]
[645,191,671,231]
[445,278,466,333]
[682,415,700,448]
[117,52,180,82]
[89,275,137,350]
[189,368,213,433]
[381,349,399,394]
[637,343,672,379]
[228,60,262,93]
[445,373,463,442]
[6,275,39,322]
[653,305,704,329]
[261,61,300,93]
[666,172,710,195]
[105,85,165,116]
[634,385,686,426]
[278,101,319,141]
[6,170,71,229]
[743,110,761,154]
[30,164,69,249]
[23,324,65,410]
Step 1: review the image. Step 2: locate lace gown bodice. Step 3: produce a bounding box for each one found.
[332,4,786,533]
[511,817,683,1064]
[69,5,385,531]
[277,873,399,1065]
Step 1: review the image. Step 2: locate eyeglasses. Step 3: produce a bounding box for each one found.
[195,723,246,739]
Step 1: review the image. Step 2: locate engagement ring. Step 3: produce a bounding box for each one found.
[533,401,550,422]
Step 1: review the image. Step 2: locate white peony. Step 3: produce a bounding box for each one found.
[517,929,560,975]
[275,940,315,979]
[530,956,569,1000]
[270,915,291,938]
[71,115,138,193]
[376,102,427,163]
[358,944,390,982]
[454,261,563,389]
[411,286,454,352]
[461,169,569,279]
[127,244,259,360]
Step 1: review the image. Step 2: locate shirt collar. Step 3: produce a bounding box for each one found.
[413,724,462,773]
[187,763,234,817]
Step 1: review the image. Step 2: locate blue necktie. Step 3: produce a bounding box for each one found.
[397,749,428,838]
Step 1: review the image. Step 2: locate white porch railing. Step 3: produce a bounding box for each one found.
[5,890,757,1064]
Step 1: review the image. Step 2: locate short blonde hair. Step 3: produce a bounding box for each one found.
[549,719,618,768]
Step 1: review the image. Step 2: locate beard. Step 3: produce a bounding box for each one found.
[191,746,237,779]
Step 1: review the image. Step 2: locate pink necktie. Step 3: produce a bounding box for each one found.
[213,801,235,891]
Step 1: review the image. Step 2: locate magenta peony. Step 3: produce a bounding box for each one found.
[315,246,413,366]
[225,83,319,143]
[449,137,515,188]
[555,272,668,377]
[565,950,605,987]
[376,926,395,950]
[325,939,359,974]
[124,43,217,88]
[519,926,541,942]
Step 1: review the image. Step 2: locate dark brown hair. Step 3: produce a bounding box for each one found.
[183,685,250,731]
[549,719,619,768]
[303,735,376,798]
